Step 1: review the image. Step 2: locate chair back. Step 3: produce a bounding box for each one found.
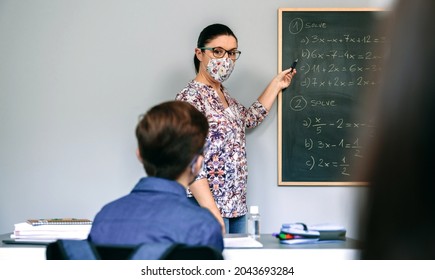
[46,239,224,260]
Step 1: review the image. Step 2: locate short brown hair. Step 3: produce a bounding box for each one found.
[136,101,209,180]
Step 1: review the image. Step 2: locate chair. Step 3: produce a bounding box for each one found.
[46,239,224,260]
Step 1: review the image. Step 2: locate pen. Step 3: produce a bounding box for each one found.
[290,59,298,73]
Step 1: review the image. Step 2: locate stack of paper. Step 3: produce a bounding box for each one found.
[11,219,92,242]
[224,235,263,248]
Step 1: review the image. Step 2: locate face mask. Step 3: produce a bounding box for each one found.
[206,57,235,83]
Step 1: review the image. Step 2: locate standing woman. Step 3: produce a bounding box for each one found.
[176,23,296,234]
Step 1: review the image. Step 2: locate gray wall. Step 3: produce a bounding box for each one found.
[0,0,392,237]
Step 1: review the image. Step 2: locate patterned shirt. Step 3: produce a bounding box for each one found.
[176,80,268,218]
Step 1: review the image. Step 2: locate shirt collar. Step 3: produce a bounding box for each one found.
[190,80,233,109]
[131,177,187,197]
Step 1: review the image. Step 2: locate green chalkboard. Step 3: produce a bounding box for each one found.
[278,8,387,185]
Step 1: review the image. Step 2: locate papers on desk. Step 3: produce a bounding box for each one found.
[11,221,91,243]
[224,235,263,248]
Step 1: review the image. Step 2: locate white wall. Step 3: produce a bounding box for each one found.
[0,0,391,237]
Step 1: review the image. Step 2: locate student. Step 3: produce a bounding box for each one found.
[358,0,435,259]
[88,101,224,252]
[176,23,296,234]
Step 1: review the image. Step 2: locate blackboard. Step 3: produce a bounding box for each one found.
[278,8,387,185]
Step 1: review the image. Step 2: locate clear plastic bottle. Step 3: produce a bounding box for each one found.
[247,205,261,239]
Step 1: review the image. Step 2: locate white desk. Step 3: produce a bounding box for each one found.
[223,234,361,260]
[0,233,361,260]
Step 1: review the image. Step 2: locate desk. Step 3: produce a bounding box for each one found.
[223,234,361,260]
[0,233,361,260]
[0,233,47,260]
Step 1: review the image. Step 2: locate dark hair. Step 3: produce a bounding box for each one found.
[194,23,238,73]
[359,0,435,259]
[135,101,209,180]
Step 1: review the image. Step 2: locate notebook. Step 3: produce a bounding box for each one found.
[27,218,92,226]
[2,237,54,245]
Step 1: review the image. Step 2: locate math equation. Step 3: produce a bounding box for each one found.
[279,9,387,185]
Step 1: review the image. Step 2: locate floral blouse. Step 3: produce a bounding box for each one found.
[176,80,268,218]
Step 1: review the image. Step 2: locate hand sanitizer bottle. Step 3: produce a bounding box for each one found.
[247,205,260,239]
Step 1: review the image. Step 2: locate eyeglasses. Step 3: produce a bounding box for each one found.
[200,47,241,60]
[198,141,210,156]
[189,141,210,166]
[189,141,210,177]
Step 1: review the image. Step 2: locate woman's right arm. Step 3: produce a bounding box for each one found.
[189,178,225,234]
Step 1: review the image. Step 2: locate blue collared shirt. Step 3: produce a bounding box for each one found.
[88,177,223,252]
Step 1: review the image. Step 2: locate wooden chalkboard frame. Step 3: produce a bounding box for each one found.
[278,8,384,186]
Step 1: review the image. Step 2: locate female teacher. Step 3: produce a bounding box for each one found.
[176,23,296,234]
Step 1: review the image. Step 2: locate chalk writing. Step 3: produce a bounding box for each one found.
[300,34,386,45]
[299,63,382,75]
[279,10,386,184]
[301,49,383,60]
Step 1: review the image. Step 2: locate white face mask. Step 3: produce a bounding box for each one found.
[206,57,235,83]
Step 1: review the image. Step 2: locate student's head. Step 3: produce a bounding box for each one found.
[135,101,209,180]
[194,23,239,74]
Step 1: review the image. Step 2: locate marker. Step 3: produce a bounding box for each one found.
[272,233,295,240]
[290,59,298,72]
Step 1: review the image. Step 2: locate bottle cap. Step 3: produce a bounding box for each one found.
[250,205,259,214]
